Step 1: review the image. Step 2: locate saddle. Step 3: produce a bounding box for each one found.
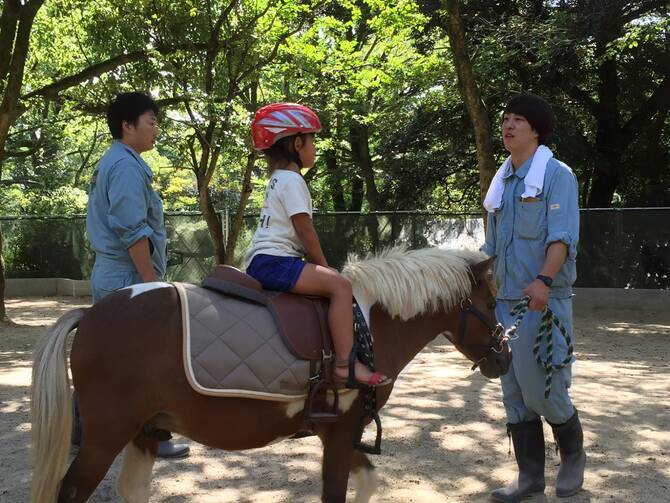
[203,265,340,422]
[206,265,333,361]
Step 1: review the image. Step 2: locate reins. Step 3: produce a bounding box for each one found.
[507,297,574,398]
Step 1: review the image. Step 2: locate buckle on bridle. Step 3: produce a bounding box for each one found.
[471,356,487,371]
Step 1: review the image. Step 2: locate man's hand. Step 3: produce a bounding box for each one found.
[128,237,158,282]
[525,241,568,311]
[523,279,549,311]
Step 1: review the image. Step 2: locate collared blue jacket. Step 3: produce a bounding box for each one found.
[86,141,167,277]
[481,154,580,300]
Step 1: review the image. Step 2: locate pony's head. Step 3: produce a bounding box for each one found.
[343,247,510,379]
[445,256,511,379]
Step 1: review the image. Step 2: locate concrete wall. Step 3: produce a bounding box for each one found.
[5,280,668,314]
[572,288,669,315]
[6,278,91,297]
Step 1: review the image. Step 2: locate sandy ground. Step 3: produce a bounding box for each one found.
[1,296,669,503]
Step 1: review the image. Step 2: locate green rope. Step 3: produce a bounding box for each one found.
[507,297,574,398]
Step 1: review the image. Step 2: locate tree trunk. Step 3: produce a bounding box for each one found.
[349,177,364,212]
[0,224,7,323]
[349,116,382,250]
[325,151,346,211]
[0,1,20,89]
[0,0,46,324]
[444,0,497,210]
[587,161,619,207]
[224,152,256,265]
[198,176,225,265]
[0,0,45,169]
[349,120,380,211]
[587,13,624,208]
[643,101,670,205]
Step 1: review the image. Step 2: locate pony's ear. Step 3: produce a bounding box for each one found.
[471,256,496,283]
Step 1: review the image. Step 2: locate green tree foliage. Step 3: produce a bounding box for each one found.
[4,0,666,215]
[417,0,670,207]
[0,0,667,304]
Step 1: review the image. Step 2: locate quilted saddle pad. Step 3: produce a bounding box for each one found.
[174,282,311,401]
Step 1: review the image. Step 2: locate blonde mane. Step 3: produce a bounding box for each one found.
[342,246,488,321]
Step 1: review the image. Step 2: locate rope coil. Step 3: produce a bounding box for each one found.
[506,297,574,398]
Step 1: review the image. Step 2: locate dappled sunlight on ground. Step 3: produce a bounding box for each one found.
[4,297,90,326]
[0,299,668,501]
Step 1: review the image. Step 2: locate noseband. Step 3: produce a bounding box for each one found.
[457,298,508,371]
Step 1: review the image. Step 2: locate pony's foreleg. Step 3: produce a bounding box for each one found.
[351,451,379,503]
[319,426,356,503]
[116,434,158,503]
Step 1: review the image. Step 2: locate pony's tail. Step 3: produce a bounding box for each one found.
[30,308,87,503]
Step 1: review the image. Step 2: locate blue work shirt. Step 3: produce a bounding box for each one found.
[481,154,579,300]
[86,141,167,277]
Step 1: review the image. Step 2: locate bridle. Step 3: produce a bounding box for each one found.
[456,297,508,371]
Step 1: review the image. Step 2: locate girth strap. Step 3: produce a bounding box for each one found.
[351,299,383,455]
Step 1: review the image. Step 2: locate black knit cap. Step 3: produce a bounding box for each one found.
[504,93,555,145]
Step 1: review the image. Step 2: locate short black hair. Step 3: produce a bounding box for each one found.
[504,93,554,145]
[106,92,159,139]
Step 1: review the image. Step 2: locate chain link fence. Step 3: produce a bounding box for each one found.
[1,208,668,288]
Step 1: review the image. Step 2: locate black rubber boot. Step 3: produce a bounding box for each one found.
[157,440,190,459]
[491,419,545,502]
[549,410,586,498]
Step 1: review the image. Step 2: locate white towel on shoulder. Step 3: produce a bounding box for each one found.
[483,145,553,213]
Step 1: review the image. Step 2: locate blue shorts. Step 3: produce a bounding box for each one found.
[246,254,306,291]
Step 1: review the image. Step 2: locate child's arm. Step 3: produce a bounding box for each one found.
[291,213,328,267]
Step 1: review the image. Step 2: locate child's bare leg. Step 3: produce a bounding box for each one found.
[291,263,381,383]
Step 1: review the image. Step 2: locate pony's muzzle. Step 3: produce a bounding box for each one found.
[478,339,512,378]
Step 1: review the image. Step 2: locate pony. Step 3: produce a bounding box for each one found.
[30,247,510,503]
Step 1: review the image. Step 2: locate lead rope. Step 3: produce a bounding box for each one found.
[507,297,574,398]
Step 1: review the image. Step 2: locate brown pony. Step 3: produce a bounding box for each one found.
[30,247,510,503]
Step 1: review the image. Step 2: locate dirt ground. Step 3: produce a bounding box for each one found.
[1,296,669,502]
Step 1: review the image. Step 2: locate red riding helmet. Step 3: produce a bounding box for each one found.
[251,102,322,150]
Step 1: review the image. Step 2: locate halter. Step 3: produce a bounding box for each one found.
[456,298,508,370]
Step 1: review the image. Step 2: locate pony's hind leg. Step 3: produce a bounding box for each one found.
[58,434,127,503]
[351,451,379,503]
[116,433,158,503]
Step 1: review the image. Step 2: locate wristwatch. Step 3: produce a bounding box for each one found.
[536,274,553,287]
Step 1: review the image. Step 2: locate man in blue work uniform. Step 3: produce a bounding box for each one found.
[481,93,586,501]
[78,92,189,458]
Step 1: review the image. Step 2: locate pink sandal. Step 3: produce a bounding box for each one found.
[334,360,392,389]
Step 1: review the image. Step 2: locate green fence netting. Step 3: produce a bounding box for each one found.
[1,208,668,288]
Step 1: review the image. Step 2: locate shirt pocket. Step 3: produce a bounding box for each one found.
[515,199,545,240]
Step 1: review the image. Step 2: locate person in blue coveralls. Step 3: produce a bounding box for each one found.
[481,93,586,501]
[76,92,189,459]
